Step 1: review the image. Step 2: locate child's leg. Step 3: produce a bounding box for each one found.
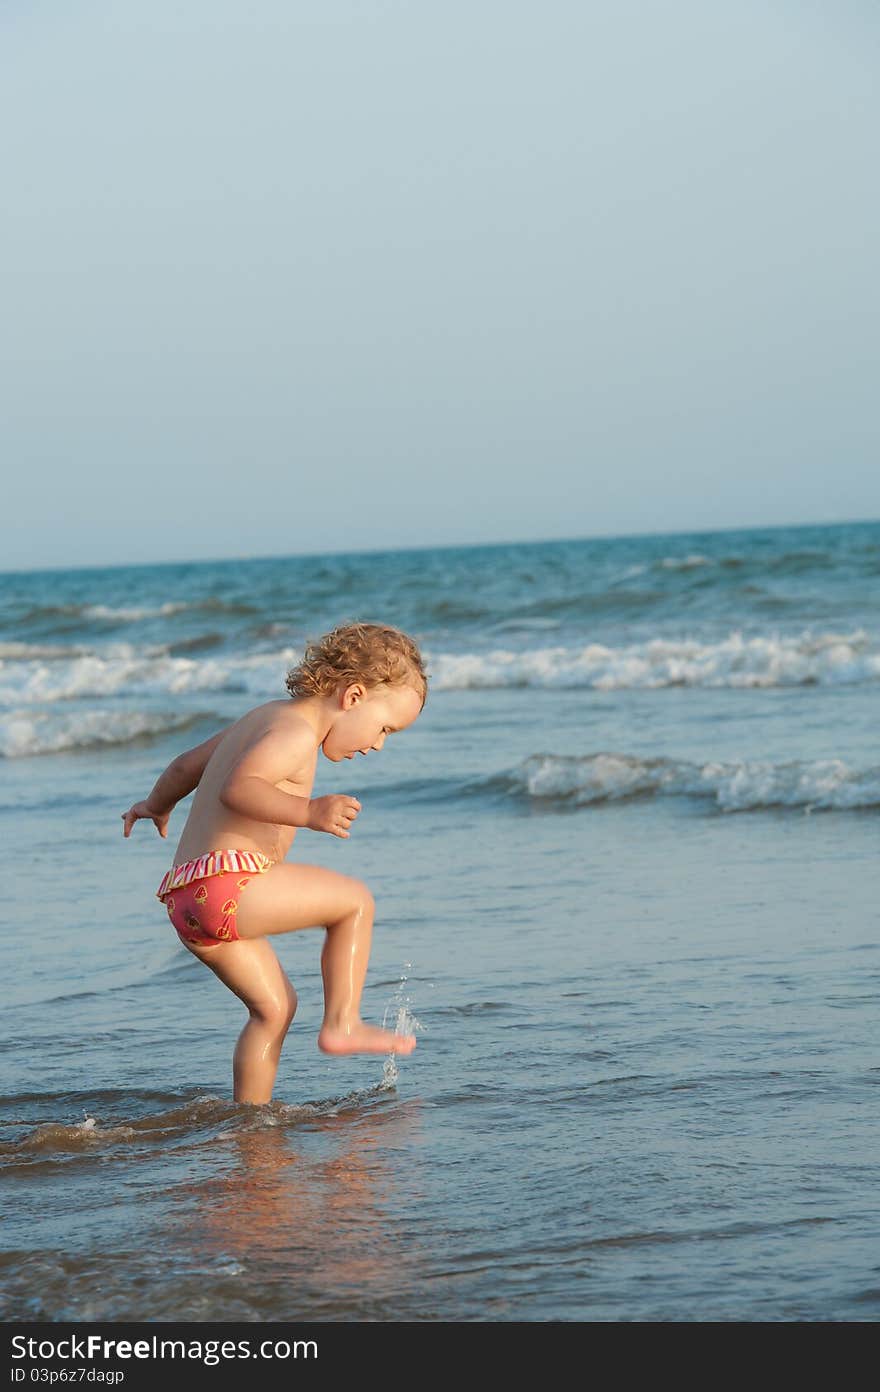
[187,937,298,1104]
[232,863,416,1057]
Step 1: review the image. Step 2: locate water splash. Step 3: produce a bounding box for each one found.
[381,962,424,1087]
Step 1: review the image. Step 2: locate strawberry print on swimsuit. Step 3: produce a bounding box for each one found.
[156,850,273,948]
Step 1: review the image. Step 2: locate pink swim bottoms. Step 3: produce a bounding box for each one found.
[156,849,273,948]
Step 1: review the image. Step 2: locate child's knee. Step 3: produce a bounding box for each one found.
[361,885,375,918]
[351,879,375,918]
[252,991,296,1034]
[285,981,298,1021]
[332,876,374,924]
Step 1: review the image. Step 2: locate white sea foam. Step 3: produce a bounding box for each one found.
[82,602,190,621]
[0,708,205,758]
[428,628,880,690]
[0,630,877,718]
[659,553,711,569]
[513,752,880,811]
[0,646,301,706]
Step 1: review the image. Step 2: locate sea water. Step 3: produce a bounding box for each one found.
[1,521,878,1320]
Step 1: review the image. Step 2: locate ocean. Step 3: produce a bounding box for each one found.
[1,520,878,1322]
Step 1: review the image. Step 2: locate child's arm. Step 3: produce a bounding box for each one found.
[121,726,230,839]
[219,722,362,839]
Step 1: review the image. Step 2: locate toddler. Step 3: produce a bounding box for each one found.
[122,621,426,1103]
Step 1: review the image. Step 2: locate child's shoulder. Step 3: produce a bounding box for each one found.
[226,700,318,770]
[240,698,312,737]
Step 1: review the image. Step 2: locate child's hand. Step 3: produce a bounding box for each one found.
[307,794,362,839]
[121,800,171,839]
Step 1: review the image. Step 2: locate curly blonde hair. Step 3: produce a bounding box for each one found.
[285,621,428,708]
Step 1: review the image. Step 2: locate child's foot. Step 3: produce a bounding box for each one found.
[318,1021,416,1056]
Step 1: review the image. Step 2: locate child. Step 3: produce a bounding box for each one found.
[121,621,427,1105]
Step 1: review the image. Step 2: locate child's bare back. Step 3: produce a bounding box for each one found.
[121,623,428,1104]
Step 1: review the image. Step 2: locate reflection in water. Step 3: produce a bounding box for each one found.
[164,1092,426,1315]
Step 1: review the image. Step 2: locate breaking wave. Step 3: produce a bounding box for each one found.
[0,645,300,707]
[0,708,216,758]
[506,752,880,812]
[1,629,877,718]
[429,629,879,690]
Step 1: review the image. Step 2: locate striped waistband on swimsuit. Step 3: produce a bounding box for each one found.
[156,849,274,899]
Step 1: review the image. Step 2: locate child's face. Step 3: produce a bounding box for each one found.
[322,681,423,762]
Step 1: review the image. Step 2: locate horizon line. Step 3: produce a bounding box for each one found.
[3,513,878,578]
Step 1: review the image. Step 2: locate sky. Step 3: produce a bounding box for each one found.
[1,0,878,571]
